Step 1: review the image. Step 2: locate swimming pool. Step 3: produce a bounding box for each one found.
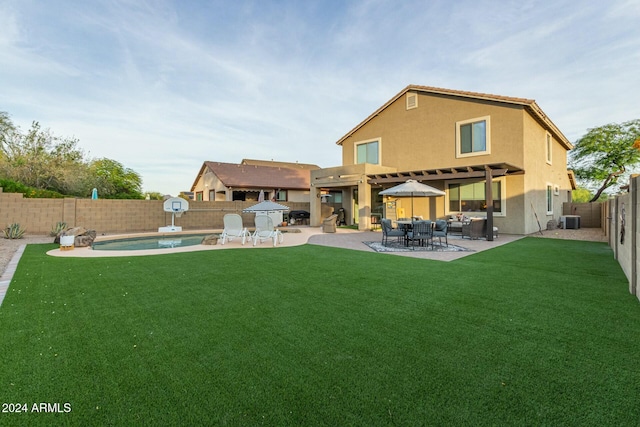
[92,233,214,251]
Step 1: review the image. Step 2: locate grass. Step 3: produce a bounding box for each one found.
[0,238,638,426]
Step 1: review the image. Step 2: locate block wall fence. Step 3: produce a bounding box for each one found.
[606,175,640,302]
[0,189,310,234]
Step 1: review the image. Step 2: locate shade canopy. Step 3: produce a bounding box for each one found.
[242,201,290,212]
[379,179,445,197]
[379,179,445,218]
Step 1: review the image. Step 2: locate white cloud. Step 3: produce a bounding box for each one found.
[1,0,639,194]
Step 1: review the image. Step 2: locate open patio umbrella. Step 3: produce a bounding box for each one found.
[379,179,445,218]
[243,200,290,227]
[242,201,290,213]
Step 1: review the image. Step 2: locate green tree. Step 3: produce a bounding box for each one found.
[145,191,165,200]
[0,111,17,148]
[571,187,609,203]
[569,119,640,202]
[89,158,143,199]
[0,116,87,195]
[0,112,145,199]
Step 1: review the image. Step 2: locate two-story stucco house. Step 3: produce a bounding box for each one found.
[310,85,575,235]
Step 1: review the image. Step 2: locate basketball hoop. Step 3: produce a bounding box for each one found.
[159,197,189,232]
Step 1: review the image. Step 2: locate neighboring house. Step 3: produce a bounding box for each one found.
[310,85,576,235]
[191,160,318,202]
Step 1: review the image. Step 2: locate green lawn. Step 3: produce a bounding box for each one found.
[0,238,638,426]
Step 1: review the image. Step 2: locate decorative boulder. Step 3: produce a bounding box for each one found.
[201,235,219,245]
[55,227,97,247]
[75,230,97,247]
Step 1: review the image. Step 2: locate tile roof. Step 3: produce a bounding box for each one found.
[241,159,320,170]
[203,161,311,189]
[336,84,572,149]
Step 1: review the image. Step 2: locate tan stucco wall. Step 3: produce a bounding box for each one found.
[341,92,528,170]
[521,113,572,234]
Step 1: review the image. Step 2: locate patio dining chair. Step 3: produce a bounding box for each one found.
[407,220,432,248]
[220,214,251,245]
[432,219,448,247]
[381,219,405,246]
[252,215,284,247]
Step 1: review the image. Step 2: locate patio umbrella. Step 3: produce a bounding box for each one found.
[243,200,290,227]
[258,189,265,202]
[91,188,98,200]
[242,200,290,213]
[379,179,445,218]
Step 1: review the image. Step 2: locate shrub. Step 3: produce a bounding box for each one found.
[0,179,65,198]
[3,223,26,239]
[50,221,67,237]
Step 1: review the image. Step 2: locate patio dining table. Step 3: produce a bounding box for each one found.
[396,220,413,246]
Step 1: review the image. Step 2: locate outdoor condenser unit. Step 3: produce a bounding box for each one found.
[560,215,580,229]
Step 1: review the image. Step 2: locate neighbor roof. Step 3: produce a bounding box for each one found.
[336,84,573,150]
[191,161,311,191]
[241,159,320,170]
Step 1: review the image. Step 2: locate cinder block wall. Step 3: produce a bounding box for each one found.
[562,202,602,228]
[607,176,640,302]
[0,190,310,234]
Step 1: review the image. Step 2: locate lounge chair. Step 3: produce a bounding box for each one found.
[462,218,486,240]
[252,215,283,247]
[220,214,250,245]
[381,219,405,246]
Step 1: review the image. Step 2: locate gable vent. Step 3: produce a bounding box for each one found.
[406,93,418,110]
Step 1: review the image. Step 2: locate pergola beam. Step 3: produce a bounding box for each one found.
[367,165,516,185]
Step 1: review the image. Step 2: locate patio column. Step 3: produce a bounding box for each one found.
[357,179,371,231]
[485,168,494,241]
[309,185,322,227]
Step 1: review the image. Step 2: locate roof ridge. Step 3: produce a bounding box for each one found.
[407,84,535,105]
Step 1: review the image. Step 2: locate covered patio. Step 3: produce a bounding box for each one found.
[310,162,524,239]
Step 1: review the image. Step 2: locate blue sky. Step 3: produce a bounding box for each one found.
[1,0,639,195]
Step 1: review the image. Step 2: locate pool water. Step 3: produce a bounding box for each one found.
[92,234,213,251]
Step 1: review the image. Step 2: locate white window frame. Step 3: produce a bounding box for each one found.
[406,92,418,110]
[546,132,553,165]
[445,177,506,217]
[354,138,381,165]
[546,183,554,215]
[456,115,491,158]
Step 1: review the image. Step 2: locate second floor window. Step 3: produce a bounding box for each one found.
[356,140,379,164]
[456,116,491,157]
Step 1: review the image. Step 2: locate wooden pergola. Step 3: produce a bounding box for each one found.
[367,163,525,242]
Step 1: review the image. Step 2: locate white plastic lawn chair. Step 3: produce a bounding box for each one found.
[252,215,283,247]
[220,214,250,245]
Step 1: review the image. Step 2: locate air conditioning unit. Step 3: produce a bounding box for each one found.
[560,215,580,229]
